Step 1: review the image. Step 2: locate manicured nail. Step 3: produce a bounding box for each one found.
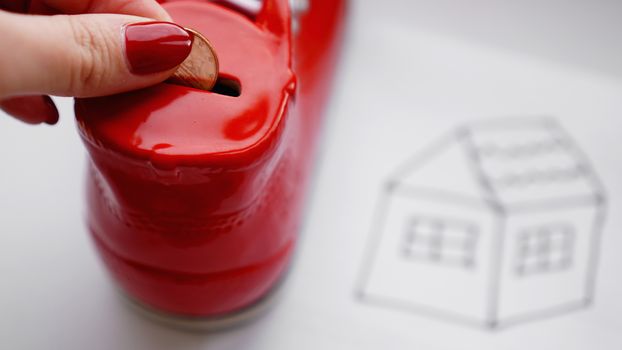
[0,95,59,125]
[124,22,193,75]
[0,1,30,13]
[42,95,59,125]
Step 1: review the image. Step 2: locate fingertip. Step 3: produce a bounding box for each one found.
[154,5,173,22]
[0,95,59,125]
[124,21,192,75]
[42,95,59,125]
[119,0,173,22]
[151,0,174,21]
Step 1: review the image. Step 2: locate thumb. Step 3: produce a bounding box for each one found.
[0,11,192,98]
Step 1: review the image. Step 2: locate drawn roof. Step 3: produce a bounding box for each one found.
[391,118,604,210]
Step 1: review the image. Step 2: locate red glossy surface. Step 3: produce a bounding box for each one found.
[75,0,346,317]
[124,22,193,75]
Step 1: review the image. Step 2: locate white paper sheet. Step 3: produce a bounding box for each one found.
[2,1,622,349]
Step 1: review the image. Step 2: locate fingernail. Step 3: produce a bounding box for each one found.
[0,0,30,13]
[0,95,59,125]
[124,22,193,75]
[42,95,59,125]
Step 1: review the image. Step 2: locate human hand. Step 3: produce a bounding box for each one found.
[0,0,193,125]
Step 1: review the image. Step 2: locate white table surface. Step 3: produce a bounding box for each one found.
[2,1,622,349]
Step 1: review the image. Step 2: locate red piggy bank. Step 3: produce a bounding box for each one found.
[74,0,346,329]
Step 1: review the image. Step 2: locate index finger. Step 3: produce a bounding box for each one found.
[2,0,171,21]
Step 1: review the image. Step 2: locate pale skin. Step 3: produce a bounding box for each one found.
[0,0,176,124]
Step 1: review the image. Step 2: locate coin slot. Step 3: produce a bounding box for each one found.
[211,75,242,97]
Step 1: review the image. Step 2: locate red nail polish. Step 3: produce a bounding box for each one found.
[0,1,29,13]
[0,95,58,125]
[124,22,193,75]
[42,95,59,125]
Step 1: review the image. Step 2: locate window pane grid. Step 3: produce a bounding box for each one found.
[402,217,478,269]
[516,224,574,276]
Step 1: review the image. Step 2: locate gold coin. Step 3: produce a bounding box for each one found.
[168,28,219,91]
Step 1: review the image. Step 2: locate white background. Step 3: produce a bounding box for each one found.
[2,0,622,349]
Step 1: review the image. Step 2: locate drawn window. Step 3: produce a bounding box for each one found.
[402,217,478,268]
[516,224,574,276]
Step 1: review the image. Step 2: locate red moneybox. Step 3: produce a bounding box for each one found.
[74,0,346,328]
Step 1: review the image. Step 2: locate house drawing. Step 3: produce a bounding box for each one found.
[357,117,607,329]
